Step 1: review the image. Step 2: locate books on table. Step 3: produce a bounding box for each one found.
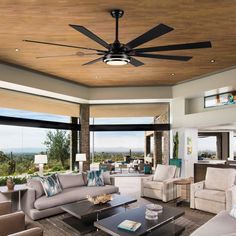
[118,220,141,232]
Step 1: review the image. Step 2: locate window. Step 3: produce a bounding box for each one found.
[198,136,217,159]
[0,125,70,176]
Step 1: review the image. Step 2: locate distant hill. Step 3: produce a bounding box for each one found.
[1,146,143,154]
[1,147,45,154]
[92,147,144,153]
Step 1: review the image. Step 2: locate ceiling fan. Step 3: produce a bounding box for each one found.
[23,9,212,67]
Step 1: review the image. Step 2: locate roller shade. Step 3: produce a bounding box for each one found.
[0,89,80,117]
[90,103,168,117]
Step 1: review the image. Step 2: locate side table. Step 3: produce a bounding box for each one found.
[0,184,28,211]
[173,178,192,206]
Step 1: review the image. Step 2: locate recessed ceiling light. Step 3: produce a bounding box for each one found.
[210,59,215,63]
[171,73,175,76]
[15,48,20,52]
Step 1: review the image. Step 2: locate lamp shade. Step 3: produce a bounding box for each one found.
[76,153,86,162]
[34,155,48,164]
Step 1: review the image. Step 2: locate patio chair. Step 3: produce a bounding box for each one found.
[0,201,43,236]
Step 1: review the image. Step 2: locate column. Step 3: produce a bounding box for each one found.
[70,117,78,171]
[79,104,90,171]
[144,134,151,157]
[153,131,162,167]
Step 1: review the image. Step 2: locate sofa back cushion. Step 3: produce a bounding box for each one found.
[153,164,176,182]
[40,174,62,197]
[27,178,45,199]
[58,173,85,189]
[205,168,236,191]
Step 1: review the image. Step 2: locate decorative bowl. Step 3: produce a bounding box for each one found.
[145,204,163,220]
[87,194,113,205]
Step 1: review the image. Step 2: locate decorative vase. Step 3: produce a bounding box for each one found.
[6,177,15,191]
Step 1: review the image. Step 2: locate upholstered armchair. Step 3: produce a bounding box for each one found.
[190,167,236,214]
[141,164,181,202]
[0,201,43,236]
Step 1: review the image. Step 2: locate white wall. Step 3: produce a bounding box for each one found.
[172,128,198,178]
[172,68,236,129]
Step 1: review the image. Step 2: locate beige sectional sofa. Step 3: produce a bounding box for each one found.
[190,210,236,236]
[22,173,119,220]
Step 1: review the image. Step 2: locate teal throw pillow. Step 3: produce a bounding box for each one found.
[87,170,104,187]
[40,173,62,197]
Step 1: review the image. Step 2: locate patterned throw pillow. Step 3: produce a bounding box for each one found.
[40,173,62,197]
[230,205,236,219]
[87,170,104,187]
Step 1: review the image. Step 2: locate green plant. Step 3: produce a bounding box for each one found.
[0,176,27,186]
[173,132,179,159]
[51,165,63,172]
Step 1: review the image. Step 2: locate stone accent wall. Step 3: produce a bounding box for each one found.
[79,104,90,171]
[154,111,170,165]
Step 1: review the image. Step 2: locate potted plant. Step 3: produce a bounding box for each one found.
[170,132,182,168]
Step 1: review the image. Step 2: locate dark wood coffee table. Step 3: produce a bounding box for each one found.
[94,205,185,236]
[61,194,137,234]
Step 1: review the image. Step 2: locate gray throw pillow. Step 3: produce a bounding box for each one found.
[87,170,104,187]
[102,171,111,185]
[40,174,62,197]
[58,173,85,189]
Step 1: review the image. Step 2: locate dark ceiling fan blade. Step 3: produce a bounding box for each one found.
[69,24,110,49]
[82,57,103,66]
[133,53,192,61]
[36,54,77,59]
[134,41,212,53]
[36,51,103,59]
[125,24,173,49]
[23,39,106,52]
[129,57,144,67]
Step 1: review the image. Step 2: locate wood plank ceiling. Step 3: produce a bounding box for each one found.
[0,0,235,87]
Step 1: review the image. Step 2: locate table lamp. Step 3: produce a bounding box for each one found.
[34,155,48,176]
[76,153,86,172]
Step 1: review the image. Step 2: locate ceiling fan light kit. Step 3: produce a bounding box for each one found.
[24,9,212,67]
[103,53,130,66]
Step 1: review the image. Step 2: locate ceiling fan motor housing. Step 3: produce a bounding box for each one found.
[103,53,130,66]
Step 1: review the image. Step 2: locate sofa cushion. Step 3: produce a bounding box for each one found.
[34,185,119,210]
[40,174,62,197]
[153,164,176,182]
[58,173,85,189]
[195,189,226,203]
[27,178,45,199]
[143,181,163,190]
[190,210,236,236]
[87,170,104,187]
[205,167,236,191]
